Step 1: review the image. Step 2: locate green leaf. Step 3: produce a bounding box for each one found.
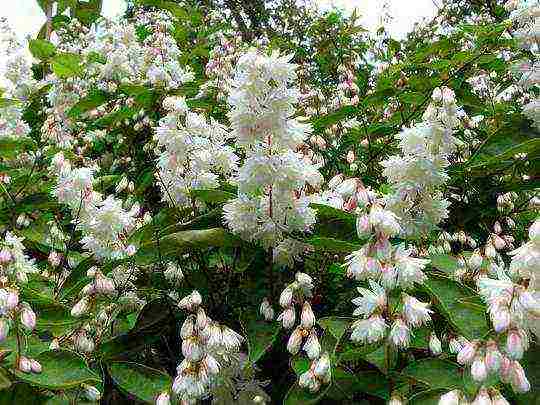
[67,90,109,118]
[327,368,389,400]
[0,98,20,108]
[306,236,362,253]
[0,368,11,391]
[400,359,463,390]
[429,254,459,274]
[51,53,83,78]
[284,382,332,405]
[318,317,351,341]
[108,362,171,403]
[12,350,101,390]
[424,275,489,340]
[28,39,56,60]
[191,189,236,204]
[240,315,280,364]
[135,228,240,265]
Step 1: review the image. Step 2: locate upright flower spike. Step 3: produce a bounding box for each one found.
[223,49,322,260]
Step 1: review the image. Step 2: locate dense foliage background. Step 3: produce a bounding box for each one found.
[0,0,538,404]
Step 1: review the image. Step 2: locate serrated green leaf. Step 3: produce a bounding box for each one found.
[51,53,83,78]
[29,39,56,60]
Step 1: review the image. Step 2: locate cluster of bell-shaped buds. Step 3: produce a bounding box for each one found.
[277,273,320,359]
[429,230,478,256]
[298,352,331,393]
[439,387,512,405]
[168,291,244,403]
[153,96,238,209]
[381,87,464,236]
[0,232,41,373]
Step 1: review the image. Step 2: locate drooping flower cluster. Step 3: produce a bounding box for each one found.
[170,290,244,402]
[0,232,41,373]
[50,153,140,260]
[340,179,432,347]
[381,87,463,236]
[276,272,331,393]
[223,50,323,253]
[154,96,238,208]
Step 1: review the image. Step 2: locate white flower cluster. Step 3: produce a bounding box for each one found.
[0,233,41,373]
[381,87,463,236]
[170,290,243,403]
[0,18,34,140]
[341,181,432,347]
[223,50,323,252]
[51,153,139,260]
[154,96,238,208]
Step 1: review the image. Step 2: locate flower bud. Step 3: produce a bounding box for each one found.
[389,395,403,405]
[429,333,442,355]
[468,251,483,270]
[287,327,303,355]
[20,306,36,331]
[304,331,321,359]
[491,392,510,405]
[457,341,477,365]
[295,272,313,288]
[506,330,525,359]
[313,352,331,377]
[492,307,510,333]
[259,298,275,321]
[29,358,42,373]
[278,307,295,329]
[71,297,90,317]
[300,302,315,329]
[471,355,488,382]
[0,249,12,265]
[82,384,102,401]
[17,356,31,373]
[485,341,502,372]
[510,360,530,393]
[180,317,195,339]
[279,287,294,308]
[472,388,491,405]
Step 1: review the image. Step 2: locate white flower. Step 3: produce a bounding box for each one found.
[402,294,432,327]
[389,318,411,349]
[351,280,386,318]
[429,333,442,355]
[350,314,387,344]
[300,302,316,329]
[438,390,461,405]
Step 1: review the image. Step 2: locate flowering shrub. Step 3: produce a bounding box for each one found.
[0,0,538,404]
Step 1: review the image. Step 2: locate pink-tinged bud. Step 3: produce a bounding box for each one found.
[0,319,9,341]
[155,392,170,405]
[0,249,12,264]
[500,356,512,383]
[180,317,194,339]
[196,308,208,330]
[71,297,89,317]
[125,244,137,256]
[300,302,315,329]
[457,341,477,365]
[6,289,19,310]
[518,290,540,315]
[313,352,331,377]
[82,384,101,401]
[20,306,36,331]
[485,341,502,372]
[472,388,491,405]
[510,360,530,393]
[493,221,502,234]
[17,356,32,373]
[429,333,442,355]
[29,358,42,373]
[506,330,525,360]
[304,331,321,360]
[287,327,303,355]
[492,308,510,333]
[471,356,488,382]
[485,243,497,258]
[278,307,296,329]
[279,287,294,308]
[438,390,460,405]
